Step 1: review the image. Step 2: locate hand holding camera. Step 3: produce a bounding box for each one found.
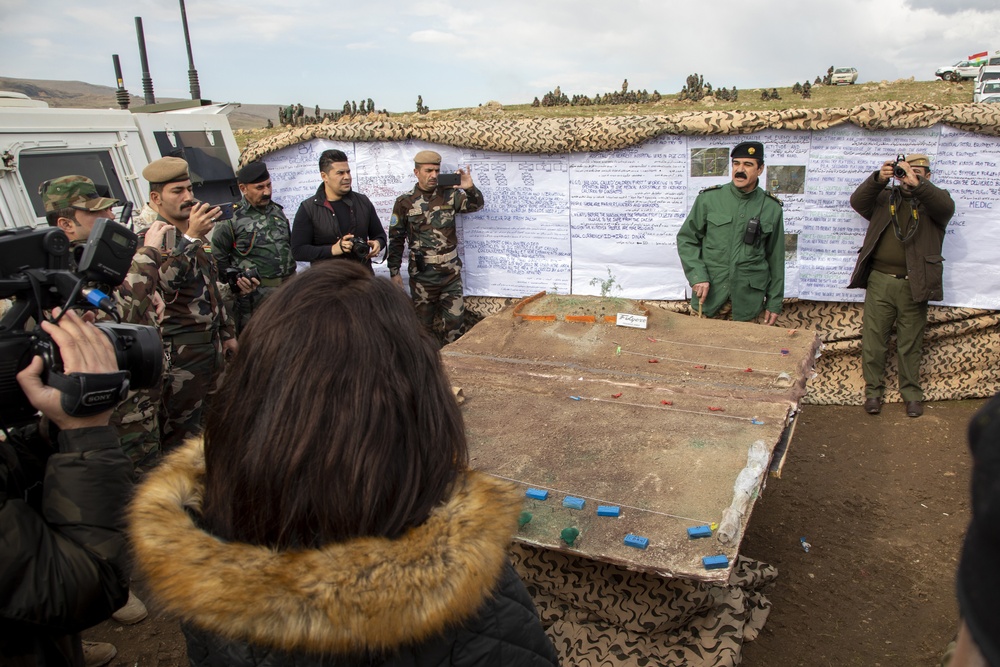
[880,155,919,187]
[16,309,119,431]
[224,266,261,295]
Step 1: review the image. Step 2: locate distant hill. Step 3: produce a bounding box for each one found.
[0,76,278,130]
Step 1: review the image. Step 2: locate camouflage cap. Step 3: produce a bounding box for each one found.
[142,156,190,185]
[414,150,442,165]
[906,154,931,170]
[39,175,119,213]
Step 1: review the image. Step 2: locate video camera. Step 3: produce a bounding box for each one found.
[0,219,163,427]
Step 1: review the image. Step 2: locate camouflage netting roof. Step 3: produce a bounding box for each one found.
[241,101,1000,164]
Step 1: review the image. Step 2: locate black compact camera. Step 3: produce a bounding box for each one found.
[437,173,461,187]
[348,237,370,261]
[223,266,261,291]
[0,220,163,427]
[892,154,907,179]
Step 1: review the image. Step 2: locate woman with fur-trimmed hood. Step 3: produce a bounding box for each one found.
[128,261,559,667]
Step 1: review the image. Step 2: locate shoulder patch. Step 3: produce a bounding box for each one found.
[764,190,784,207]
[698,184,724,195]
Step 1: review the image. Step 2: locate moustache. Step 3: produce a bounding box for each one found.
[735,172,748,179]
[179,200,199,210]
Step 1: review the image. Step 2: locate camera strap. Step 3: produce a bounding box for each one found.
[46,371,130,417]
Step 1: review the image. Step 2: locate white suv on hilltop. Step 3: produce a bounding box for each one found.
[830,67,858,85]
[936,60,981,81]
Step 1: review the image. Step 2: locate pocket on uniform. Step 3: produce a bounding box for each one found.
[703,212,733,264]
[924,254,944,299]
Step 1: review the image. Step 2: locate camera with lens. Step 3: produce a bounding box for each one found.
[223,266,261,292]
[348,236,370,261]
[0,219,163,427]
[892,154,907,179]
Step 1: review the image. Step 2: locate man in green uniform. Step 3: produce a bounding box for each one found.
[210,161,295,335]
[676,141,785,325]
[141,157,237,452]
[388,150,485,345]
[849,154,954,418]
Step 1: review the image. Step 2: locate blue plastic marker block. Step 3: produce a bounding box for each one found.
[525,488,549,501]
[687,525,713,539]
[597,505,621,517]
[702,555,729,570]
[624,534,649,549]
[562,496,585,510]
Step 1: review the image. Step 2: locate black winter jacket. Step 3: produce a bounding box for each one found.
[128,440,559,667]
[0,425,132,667]
[291,185,388,267]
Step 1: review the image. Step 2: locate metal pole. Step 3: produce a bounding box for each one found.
[112,54,130,109]
[178,0,201,100]
[134,17,156,105]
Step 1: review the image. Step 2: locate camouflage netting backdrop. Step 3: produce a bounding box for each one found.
[242,101,1000,162]
[511,545,778,667]
[243,102,1000,407]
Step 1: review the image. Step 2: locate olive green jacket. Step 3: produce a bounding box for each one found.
[676,182,785,320]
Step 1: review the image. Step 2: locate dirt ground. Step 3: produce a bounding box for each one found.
[85,399,980,666]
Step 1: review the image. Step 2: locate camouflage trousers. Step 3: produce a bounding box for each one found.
[229,284,284,337]
[160,337,223,453]
[109,386,161,472]
[409,262,465,346]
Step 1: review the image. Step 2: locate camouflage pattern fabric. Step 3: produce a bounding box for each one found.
[39,174,118,211]
[388,185,484,344]
[510,544,777,666]
[210,198,295,336]
[67,235,165,470]
[240,102,1000,164]
[160,339,223,453]
[150,215,233,452]
[106,244,165,469]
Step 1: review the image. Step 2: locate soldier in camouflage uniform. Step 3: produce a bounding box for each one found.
[210,161,295,336]
[388,150,484,345]
[40,175,164,472]
[142,157,237,453]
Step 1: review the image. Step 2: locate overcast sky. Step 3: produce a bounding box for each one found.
[2,0,999,112]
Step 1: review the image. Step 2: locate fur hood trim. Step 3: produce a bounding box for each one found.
[128,439,522,654]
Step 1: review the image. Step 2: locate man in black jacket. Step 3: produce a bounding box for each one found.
[1,309,133,666]
[849,154,955,418]
[290,149,386,271]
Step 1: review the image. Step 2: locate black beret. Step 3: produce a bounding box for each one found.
[237,161,270,184]
[731,142,764,161]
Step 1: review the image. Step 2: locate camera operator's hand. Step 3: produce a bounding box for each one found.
[877,160,895,184]
[459,165,474,190]
[391,274,405,290]
[692,282,710,305]
[16,309,118,431]
[143,219,172,250]
[151,291,166,323]
[333,234,355,257]
[894,160,921,188]
[187,202,221,240]
[367,239,381,259]
[235,275,259,295]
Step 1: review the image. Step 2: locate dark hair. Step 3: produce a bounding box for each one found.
[200,261,468,549]
[319,149,350,173]
[149,182,166,195]
[45,207,77,227]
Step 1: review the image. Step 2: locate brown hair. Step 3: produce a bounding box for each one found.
[200,262,468,549]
